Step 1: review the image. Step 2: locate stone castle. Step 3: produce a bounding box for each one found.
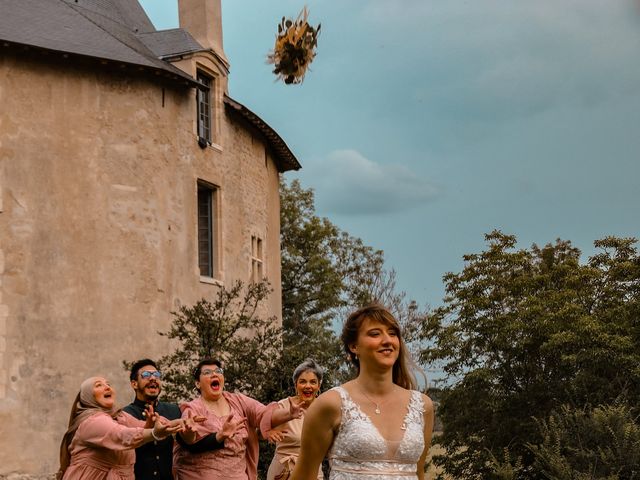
[0,0,299,476]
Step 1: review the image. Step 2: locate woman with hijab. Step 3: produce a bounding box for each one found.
[174,358,303,480]
[58,376,185,480]
[266,358,325,480]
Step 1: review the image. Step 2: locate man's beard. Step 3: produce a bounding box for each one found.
[140,384,161,401]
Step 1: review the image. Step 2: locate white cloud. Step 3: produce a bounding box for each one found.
[355,0,640,120]
[301,150,438,215]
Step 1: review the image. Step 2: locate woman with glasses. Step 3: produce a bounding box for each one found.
[124,358,227,480]
[174,358,303,480]
[57,376,185,480]
[265,358,325,480]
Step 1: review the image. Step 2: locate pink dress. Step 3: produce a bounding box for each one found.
[173,392,274,480]
[62,412,145,480]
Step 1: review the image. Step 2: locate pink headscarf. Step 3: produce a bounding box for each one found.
[57,377,120,478]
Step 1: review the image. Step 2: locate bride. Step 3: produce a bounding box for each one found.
[291,304,434,480]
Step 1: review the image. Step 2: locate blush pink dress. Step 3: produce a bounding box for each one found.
[266,398,323,480]
[173,392,274,480]
[62,411,145,480]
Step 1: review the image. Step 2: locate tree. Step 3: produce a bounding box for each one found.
[276,178,344,398]
[155,279,281,403]
[420,231,640,479]
[280,178,344,326]
[277,179,427,394]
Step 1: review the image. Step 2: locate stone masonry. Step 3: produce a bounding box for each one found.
[0,0,297,475]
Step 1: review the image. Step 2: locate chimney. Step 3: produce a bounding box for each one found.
[178,0,226,61]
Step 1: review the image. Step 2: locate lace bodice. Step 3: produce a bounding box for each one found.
[328,386,425,479]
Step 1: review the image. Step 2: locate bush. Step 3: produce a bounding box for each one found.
[529,403,640,480]
[156,279,281,403]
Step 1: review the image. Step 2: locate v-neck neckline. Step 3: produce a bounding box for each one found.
[202,395,230,418]
[339,386,412,445]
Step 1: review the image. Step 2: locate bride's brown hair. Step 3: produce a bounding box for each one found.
[341,304,417,390]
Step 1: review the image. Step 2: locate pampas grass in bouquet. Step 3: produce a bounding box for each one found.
[267,6,321,84]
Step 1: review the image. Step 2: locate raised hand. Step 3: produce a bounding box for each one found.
[216,412,246,443]
[183,412,204,434]
[179,411,199,444]
[143,403,156,429]
[153,417,185,439]
[289,397,304,419]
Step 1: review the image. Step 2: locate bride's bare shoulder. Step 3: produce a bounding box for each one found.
[306,388,342,429]
[314,387,342,409]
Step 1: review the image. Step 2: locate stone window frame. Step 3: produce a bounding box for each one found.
[250,235,264,282]
[197,180,221,282]
[196,70,213,147]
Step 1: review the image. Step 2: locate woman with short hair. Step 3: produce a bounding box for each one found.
[174,358,303,480]
[266,358,325,480]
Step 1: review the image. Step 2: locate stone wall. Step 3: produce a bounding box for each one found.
[0,53,283,476]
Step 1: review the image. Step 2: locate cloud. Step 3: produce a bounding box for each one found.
[352,0,640,121]
[300,150,438,215]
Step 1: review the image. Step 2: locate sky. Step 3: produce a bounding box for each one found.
[140,0,640,309]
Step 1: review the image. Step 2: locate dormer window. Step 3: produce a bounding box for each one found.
[197,71,212,147]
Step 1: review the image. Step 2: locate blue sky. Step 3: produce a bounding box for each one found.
[141,0,640,308]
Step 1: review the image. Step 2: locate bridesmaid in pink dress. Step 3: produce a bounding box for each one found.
[174,359,304,480]
[57,376,185,480]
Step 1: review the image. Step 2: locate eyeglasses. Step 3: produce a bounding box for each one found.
[139,371,162,380]
[201,367,224,376]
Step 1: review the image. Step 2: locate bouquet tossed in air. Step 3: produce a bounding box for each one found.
[267,7,321,84]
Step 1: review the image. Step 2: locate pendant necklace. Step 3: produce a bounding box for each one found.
[358,383,386,414]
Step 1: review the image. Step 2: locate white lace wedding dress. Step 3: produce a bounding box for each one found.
[328,386,425,480]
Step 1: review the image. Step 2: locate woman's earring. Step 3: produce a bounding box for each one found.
[355,353,359,361]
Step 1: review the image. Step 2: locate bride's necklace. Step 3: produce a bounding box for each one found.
[357,382,390,415]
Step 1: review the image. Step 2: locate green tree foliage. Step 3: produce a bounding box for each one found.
[276,179,427,396]
[528,403,640,479]
[276,178,344,397]
[420,231,640,479]
[156,279,281,403]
